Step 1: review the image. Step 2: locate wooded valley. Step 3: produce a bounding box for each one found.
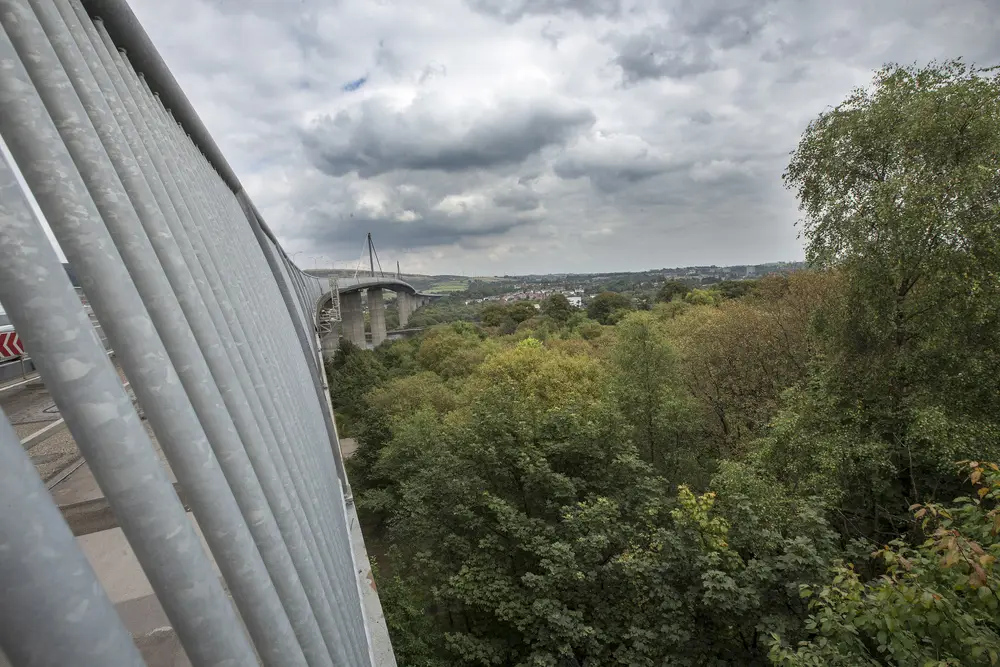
[327,61,1000,666]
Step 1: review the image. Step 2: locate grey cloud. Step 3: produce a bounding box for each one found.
[374,42,448,84]
[418,62,447,84]
[493,188,542,211]
[375,40,405,76]
[310,214,532,250]
[137,0,1000,274]
[609,0,776,83]
[280,168,544,254]
[303,97,595,177]
[670,0,775,49]
[296,183,539,251]
[540,21,565,49]
[465,0,622,22]
[611,29,717,82]
[552,132,677,192]
[206,0,333,56]
[761,30,870,64]
[554,157,674,192]
[690,110,714,124]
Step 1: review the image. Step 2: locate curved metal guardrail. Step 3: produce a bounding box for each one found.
[0,0,373,665]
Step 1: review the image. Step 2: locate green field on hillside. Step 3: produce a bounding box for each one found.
[425,279,469,293]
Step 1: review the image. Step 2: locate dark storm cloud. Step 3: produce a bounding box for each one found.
[465,0,623,22]
[303,97,595,178]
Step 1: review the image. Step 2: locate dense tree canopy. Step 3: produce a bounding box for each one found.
[777,60,1000,538]
[655,279,691,303]
[586,291,633,325]
[324,61,1000,667]
[542,293,575,323]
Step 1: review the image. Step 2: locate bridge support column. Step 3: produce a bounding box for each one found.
[397,292,412,328]
[320,324,340,361]
[340,291,366,347]
[368,288,386,347]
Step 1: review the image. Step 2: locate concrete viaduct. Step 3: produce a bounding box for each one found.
[315,275,441,350]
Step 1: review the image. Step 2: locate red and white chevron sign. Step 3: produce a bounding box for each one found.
[0,331,24,359]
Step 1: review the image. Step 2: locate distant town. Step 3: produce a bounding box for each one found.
[306,260,809,330]
[464,261,809,305]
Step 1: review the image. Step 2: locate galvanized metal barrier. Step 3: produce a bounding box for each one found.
[0,0,371,665]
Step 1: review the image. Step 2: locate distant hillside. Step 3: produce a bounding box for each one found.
[302,261,807,296]
[305,268,472,293]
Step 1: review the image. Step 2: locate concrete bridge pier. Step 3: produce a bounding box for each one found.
[341,291,366,347]
[369,288,387,347]
[397,292,412,328]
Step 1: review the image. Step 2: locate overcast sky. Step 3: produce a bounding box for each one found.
[130,0,999,276]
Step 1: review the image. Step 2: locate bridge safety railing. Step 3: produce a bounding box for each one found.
[0,0,372,665]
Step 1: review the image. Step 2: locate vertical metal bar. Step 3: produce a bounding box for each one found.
[2,1,290,663]
[0,371,143,667]
[20,3,322,666]
[67,6,336,667]
[0,29,253,665]
[94,35,352,667]
[163,107,353,622]
[202,178,348,552]
[203,175,369,657]
[3,0,379,662]
[119,30,368,664]
[107,45,358,665]
[191,155,361,639]
[243,204,351,497]
[176,133,368,662]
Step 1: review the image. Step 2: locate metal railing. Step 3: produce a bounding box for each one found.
[0,0,371,665]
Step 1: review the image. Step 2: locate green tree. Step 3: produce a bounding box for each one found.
[715,279,756,300]
[326,339,387,433]
[506,301,540,324]
[366,371,458,420]
[415,322,490,380]
[587,291,633,325]
[576,319,604,341]
[770,462,1000,666]
[479,302,510,327]
[359,336,839,666]
[656,279,691,303]
[609,312,698,481]
[665,271,837,456]
[684,288,719,306]
[407,298,480,328]
[542,293,574,324]
[480,301,538,329]
[775,60,1000,536]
